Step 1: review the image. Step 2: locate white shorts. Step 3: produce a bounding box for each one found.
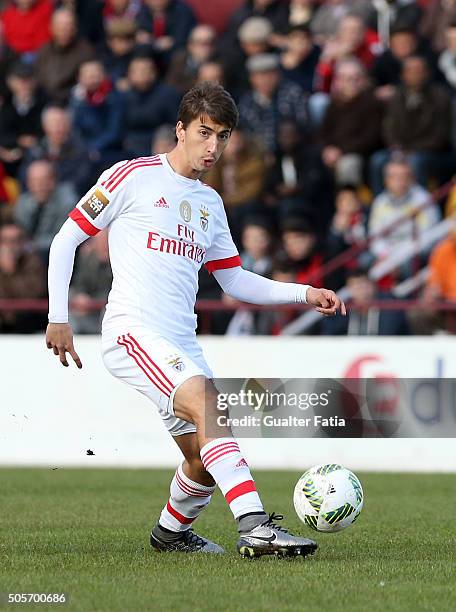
[101,328,213,436]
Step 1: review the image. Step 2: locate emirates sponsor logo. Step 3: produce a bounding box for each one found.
[235,458,248,468]
[147,231,206,264]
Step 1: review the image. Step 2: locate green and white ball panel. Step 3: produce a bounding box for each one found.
[293,464,364,533]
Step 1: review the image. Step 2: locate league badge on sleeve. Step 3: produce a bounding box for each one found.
[81,188,109,220]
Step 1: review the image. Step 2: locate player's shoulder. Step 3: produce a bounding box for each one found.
[98,155,164,193]
[199,181,223,205]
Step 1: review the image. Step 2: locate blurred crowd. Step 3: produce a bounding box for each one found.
[0,0,456,336]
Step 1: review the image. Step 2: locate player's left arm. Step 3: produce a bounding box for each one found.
[212,266,346,316]
[205,201,345,316]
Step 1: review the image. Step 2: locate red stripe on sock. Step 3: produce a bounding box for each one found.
[176,472,212,497]
[166,501,193,525]
[201,441,239,464]
[204,447,241,470]
[225,480,257,505]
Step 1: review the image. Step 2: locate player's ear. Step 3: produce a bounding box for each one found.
[176,121,185,143]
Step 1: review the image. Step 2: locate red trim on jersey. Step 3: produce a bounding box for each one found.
[127,334,174,389]
[108,161,162,193]
[102,156,159,191]
[117,336,172,397]
[69,208,100,236]
[225,480,257,505]
[205,255,242,274]
[166,501,194,525]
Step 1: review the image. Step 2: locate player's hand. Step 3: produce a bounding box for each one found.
[46,323,82,369]
[306,287,347,317]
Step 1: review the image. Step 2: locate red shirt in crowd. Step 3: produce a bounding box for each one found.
[1,0,53,54]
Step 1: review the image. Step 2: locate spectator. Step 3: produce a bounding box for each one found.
[368,159,441,266]
[279,25,321,94]
[70,60,124,168]
[0,222,47,332]
[166,25,217,94]
[35,8,94,105]
[0,62,45,170]
[370,55,453,194]
[321,268,409,335]
[204,128,266,245]
[196,60,225,86]
[123,55,180,157]
[1,0,53,56]
[413,217,456,333]
[100,18,138,92]
[369,27,435,101]
[103,0,142,26]
[373,0,423,38]
[225,218,274,335]
[425,218,456,303]
[0,20,18,103]
[225,0,289,48]
[438,21,456,90]
[13,160,76,260]
[136,0,197,61]
[315,14,381,93]
[0,162,20,223]
[421,0,456,53]
[239,53,309,153]
[264,119,332,229]
[70,230,112,334]
[151,124,175,155]
[287,0,316,30]
[326,185,368,288]
[310,0,374,43]
[278,217,324,286]
[19,106,92,196]
[319,57,383,186]
[223,16,273,100]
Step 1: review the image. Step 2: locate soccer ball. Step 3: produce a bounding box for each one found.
[293,464,363,533]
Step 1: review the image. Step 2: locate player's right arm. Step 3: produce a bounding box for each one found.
[46,160,133,368]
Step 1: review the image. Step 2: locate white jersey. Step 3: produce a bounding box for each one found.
[69,154,240,340]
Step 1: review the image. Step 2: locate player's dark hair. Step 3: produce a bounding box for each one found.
[177,82,239,131]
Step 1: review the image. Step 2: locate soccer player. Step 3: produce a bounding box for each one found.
[46,82,346,557]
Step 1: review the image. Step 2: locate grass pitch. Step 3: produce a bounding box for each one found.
[1,469,455,612]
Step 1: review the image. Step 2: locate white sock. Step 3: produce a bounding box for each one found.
[159,463,215,532]
[200,437,264,519]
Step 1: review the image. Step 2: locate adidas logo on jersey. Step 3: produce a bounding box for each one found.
[154,197,169,208]
[235,458,248,468]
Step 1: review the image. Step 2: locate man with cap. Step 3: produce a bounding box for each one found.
[222,16,273,100]
[239,53,309,153]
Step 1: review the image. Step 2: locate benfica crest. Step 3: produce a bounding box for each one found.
[200,206,210,231]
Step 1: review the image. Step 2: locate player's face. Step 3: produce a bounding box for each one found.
[177,115,231,173]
